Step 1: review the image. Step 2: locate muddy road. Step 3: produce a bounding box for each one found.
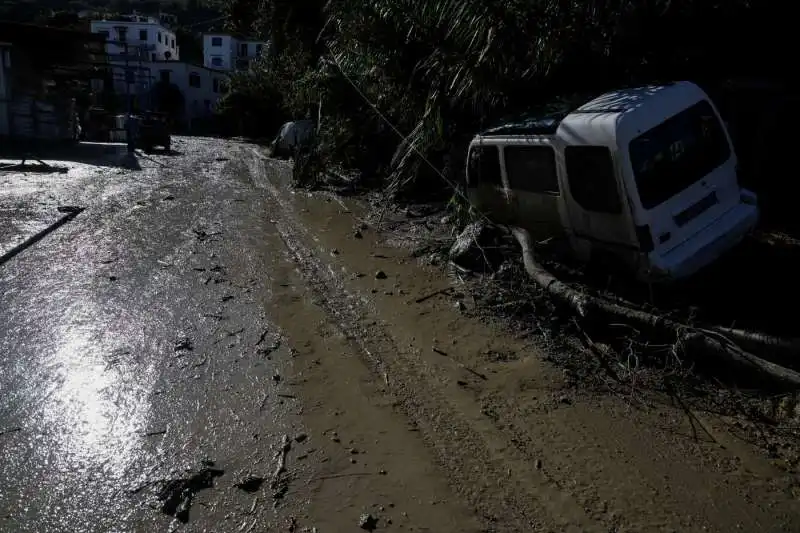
[0,138,797,532]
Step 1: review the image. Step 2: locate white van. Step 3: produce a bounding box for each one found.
[466,81,759,282]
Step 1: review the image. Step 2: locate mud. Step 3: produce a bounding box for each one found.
[0,138,798,533]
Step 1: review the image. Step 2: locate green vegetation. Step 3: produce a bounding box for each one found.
[217,0,789,198]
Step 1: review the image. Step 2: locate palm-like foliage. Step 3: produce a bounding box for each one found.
[222,0,775,195]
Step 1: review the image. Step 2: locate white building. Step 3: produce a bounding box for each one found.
[202,33,266,71]
[149,61,229,121]
[91,15,179,62]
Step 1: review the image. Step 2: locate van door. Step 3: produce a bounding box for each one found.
[562,145,637,255]
[626,100,738,253]
[502,144,565,238]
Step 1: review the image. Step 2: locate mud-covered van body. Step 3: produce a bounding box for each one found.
[466,81,759,282]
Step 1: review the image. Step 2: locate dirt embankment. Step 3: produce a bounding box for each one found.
[246,148,800,533]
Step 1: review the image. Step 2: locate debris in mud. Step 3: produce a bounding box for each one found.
[270,435,292,502]
[258,342,281,357]
[273,373,282,383]
[294,433,308,443]
[359,513,378,531]
[154,467,224,523]
[354,230,364,239]
[174,336,193,352]
[0,426,22,436]
[449,221,505,272]
[162,194,175,201]
[375,270,387,280]
[234,474,265,493]
[56,205,82,214]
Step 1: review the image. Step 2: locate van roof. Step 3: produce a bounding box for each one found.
[474,82,709,146]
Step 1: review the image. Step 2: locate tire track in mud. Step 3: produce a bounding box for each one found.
[247,150,603,533]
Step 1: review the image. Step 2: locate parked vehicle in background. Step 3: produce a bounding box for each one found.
[136,111,171,153]
[467,81,759,282]
[270,119,314,158]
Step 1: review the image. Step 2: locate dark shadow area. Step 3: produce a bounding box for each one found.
[0,141,141,171]
[142,148,184,157]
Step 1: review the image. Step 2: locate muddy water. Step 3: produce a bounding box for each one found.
[2,139,798,533]
[0,141,300,531]
[248,149,800,533]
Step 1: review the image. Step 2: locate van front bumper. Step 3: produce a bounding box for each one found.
[645,193,759,281]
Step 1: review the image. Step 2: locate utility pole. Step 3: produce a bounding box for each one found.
[124,41,135,153]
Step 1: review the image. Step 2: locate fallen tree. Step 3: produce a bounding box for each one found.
[510,225,800,389]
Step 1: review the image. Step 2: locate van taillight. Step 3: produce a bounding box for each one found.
[635,224,654,252]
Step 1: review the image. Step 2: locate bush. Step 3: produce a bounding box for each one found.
[221,0,792,199]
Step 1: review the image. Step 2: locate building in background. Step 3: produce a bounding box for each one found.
[91,15,179,62]
[148,60,229,124]
[87,16,230,127]
[0,22,108,142]
[202,33,267,71]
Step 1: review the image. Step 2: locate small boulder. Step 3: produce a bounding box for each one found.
[448,222,503,272]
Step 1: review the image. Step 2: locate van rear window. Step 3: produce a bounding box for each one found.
[467,145,501,187]
[629,100,731,209]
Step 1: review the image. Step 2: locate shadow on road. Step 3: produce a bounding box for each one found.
[0,141,141,171]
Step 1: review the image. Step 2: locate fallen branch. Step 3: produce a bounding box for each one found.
[510,226,800,389]
[414,286,453,304]
[270,435,291,489]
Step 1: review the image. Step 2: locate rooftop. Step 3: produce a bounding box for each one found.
[478,83,683,137]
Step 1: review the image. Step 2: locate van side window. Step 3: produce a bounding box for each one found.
[565,146,622,214]
[504,146,559,194]
[467,145,501,186]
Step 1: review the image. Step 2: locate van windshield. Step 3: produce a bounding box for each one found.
[629,100,731,209]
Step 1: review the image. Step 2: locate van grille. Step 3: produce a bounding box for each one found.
[674,191,718,227]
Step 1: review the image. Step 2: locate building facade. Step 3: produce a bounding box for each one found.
[91,15,179,62]
[149,61,229,121]
[203,33,266,71]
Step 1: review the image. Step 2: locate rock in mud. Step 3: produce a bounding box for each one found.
[174,336,193,352]
[155,467,224,523]
[375,270,387,280]
[359,513,378,531]
[234,474,265,493]
[448,222,504,272]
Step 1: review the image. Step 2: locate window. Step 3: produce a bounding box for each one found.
[158,32,162,43]
[189,72,201,88]
[504,145,559,194]
[239,43,248,56]
[117,27,127,42]
[211,56,223,67]
[159,70,171,83]
[629,100,731,209]
[255,44,263,55]
[211,36,222,47]
[125,69,135,84]
[98,30,110,40]
[139,29,147,41]
[171,38,175,48]
[467,145,501,186]
[565,146,622,214]
[212,78,220,93]
[151,53,156,61]
[204,100,211,111]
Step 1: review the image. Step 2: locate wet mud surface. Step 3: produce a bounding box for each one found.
[0,139,798,532]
